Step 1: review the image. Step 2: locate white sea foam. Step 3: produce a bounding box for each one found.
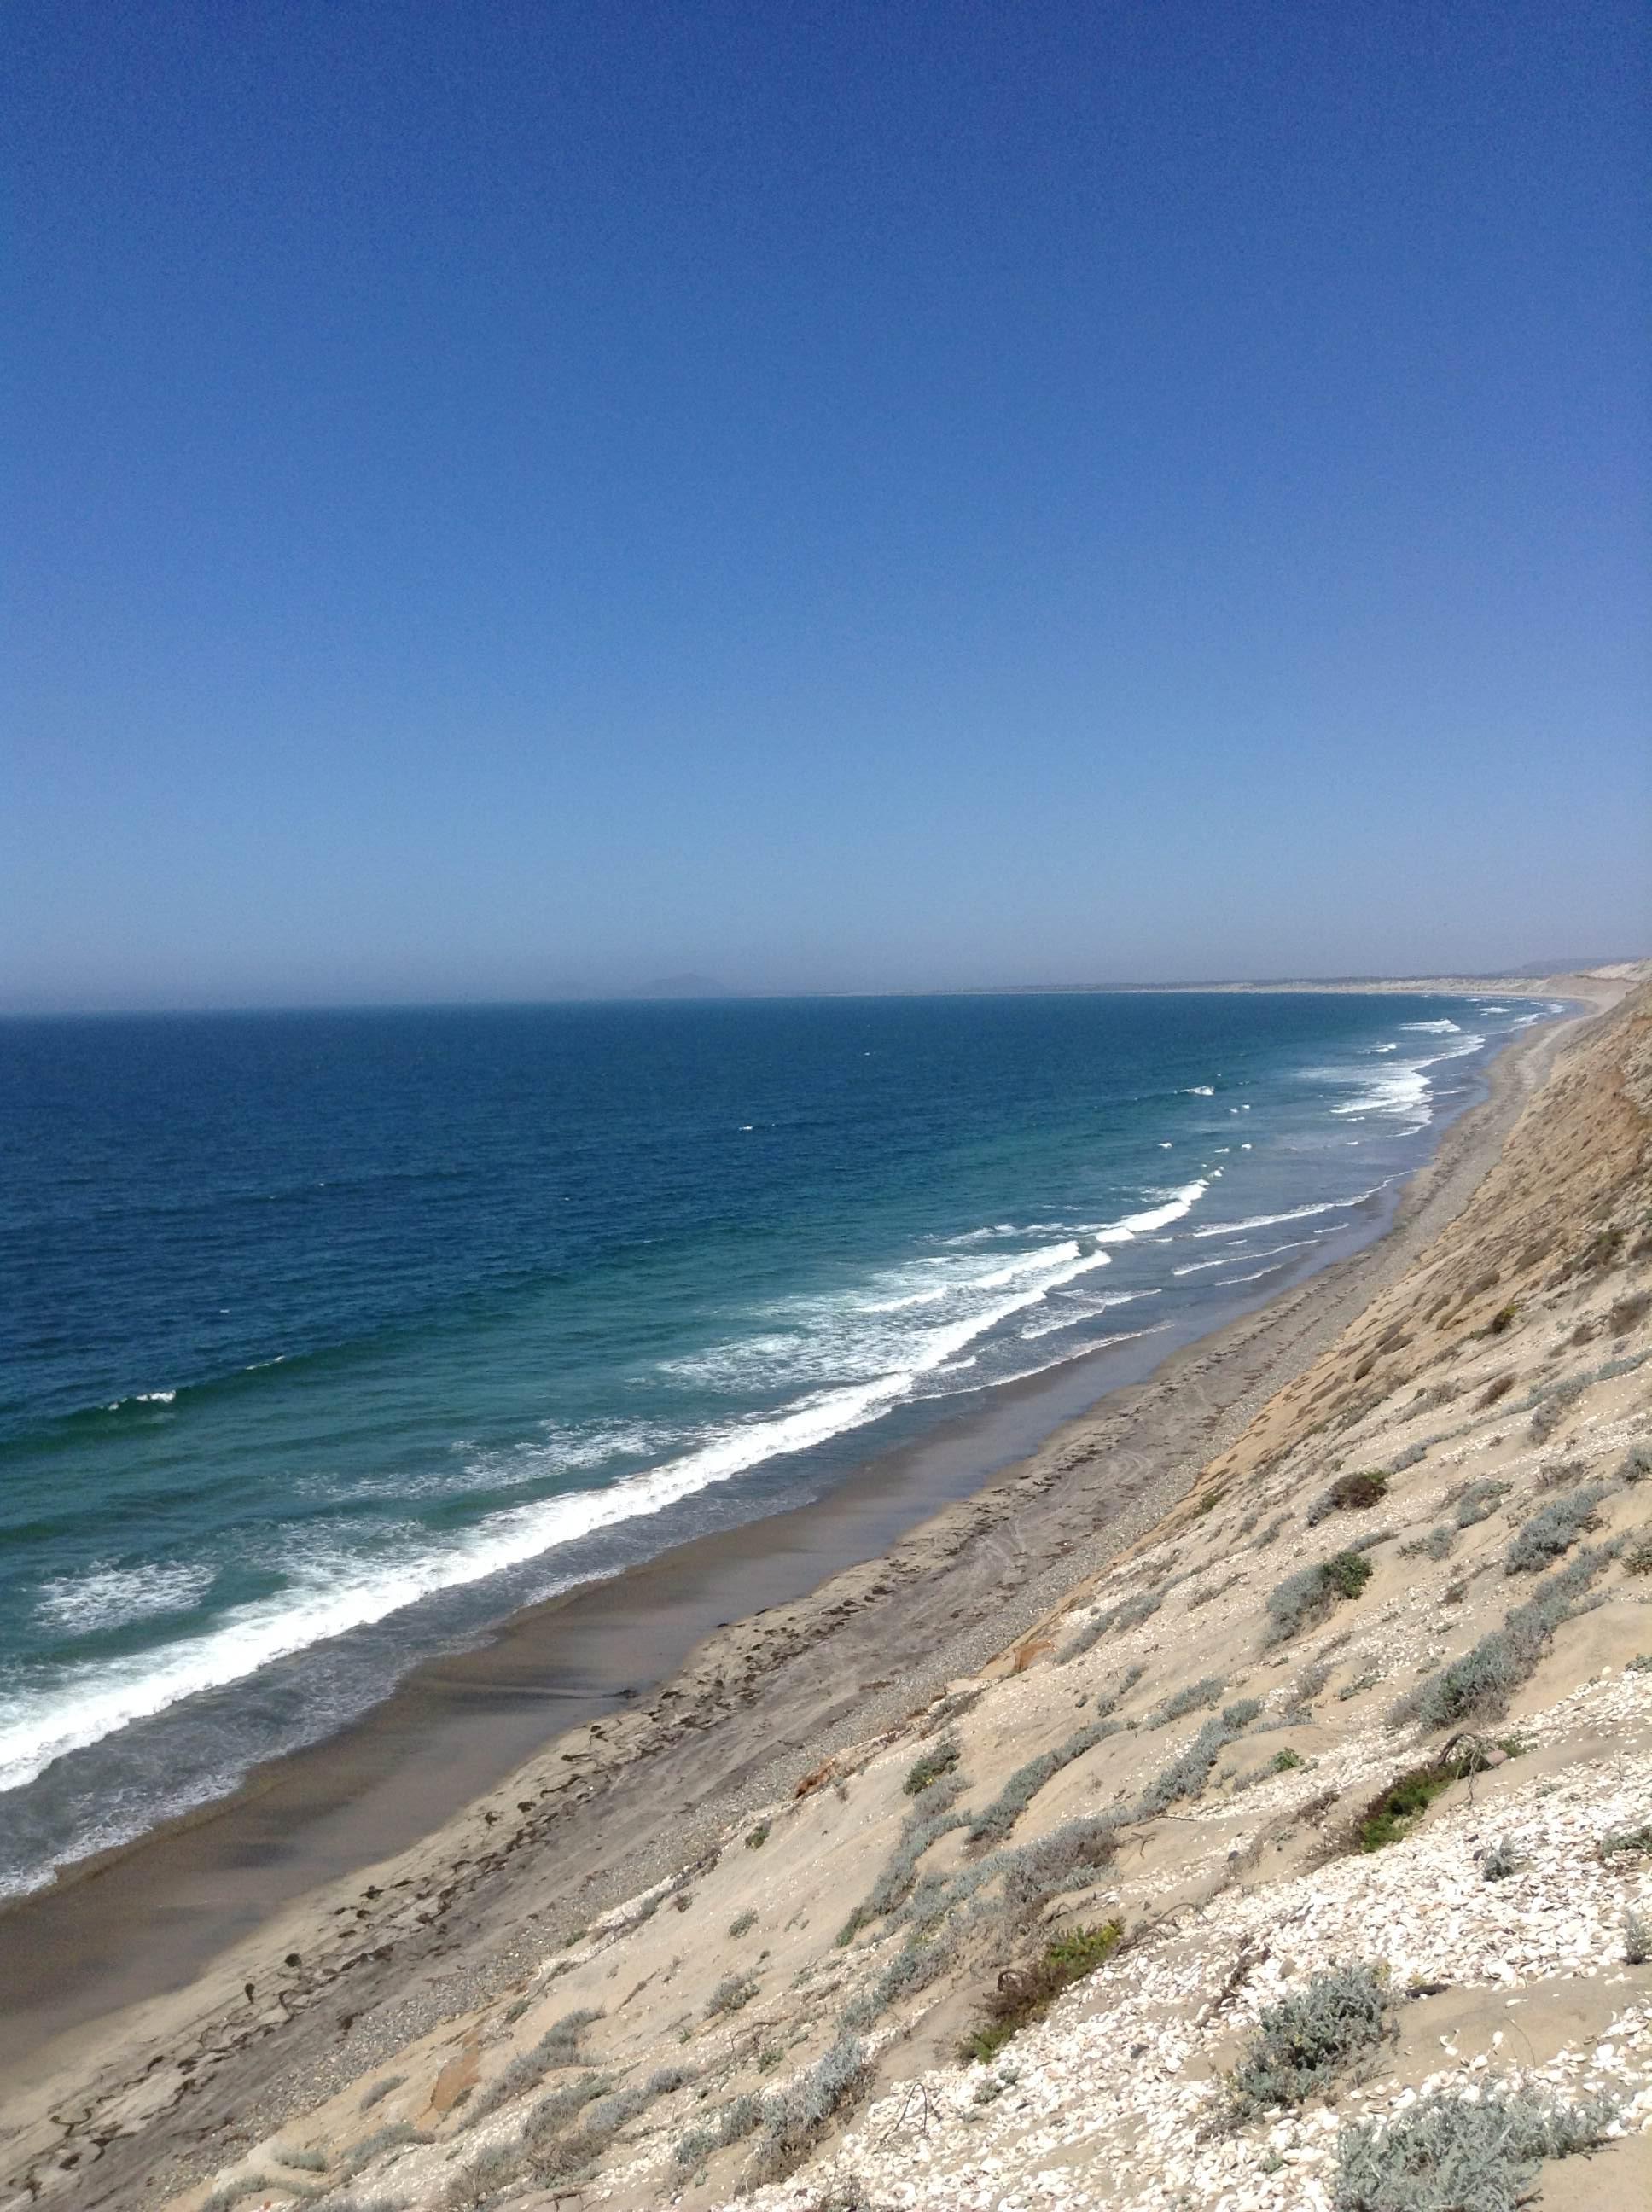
[1182,1085,1214,1096]
[1173,1235,1317,1276]
[1399,1019,1461,1033]
[1476,1004,1511,1014]
[0,1186,1215,1795]
[1019,1288,1160,1341]
[1212,1266,1278,1286]
[1190,1187,1382,1239]
[34,1563,213,1637]
[103,1388,177,1412]
[1362,1042,1399,1054]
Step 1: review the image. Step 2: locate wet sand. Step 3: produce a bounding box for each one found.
[0,987,1613,2206]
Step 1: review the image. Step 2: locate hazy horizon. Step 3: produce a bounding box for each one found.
[6,3,1648,1016]
[0,954,1637,1022]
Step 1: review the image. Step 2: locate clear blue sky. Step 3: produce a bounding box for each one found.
[4,0,1647,1008]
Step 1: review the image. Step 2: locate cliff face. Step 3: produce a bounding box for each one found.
[13,985,1652,2212]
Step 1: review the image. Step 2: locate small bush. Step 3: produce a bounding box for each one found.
[1477,1374,1515,1409]
[1623,1534,1652,1577]
[745,1821,771,1849]
[1480,1837,1521,1882]
[1308,1471,1390,1525]
[1453,1479,1511,1528]
[1528,1379,1585,1444]
[997,1812,1125,1909]
[1401,1525,1457,1563]
[715,2091,762,2146]
[1269,1747,1305,1773]
[1152,1675,1225,1726]
[358,2075,404,2112]
[1608,1289,1651,1336]
[750,2035,871,2184]
[969,1710,1121,1845]
[1623,1908,1650,1965]
[1138,1698,1262,1814]
[903,1736,961,1795]
[1619,1441,1652,1486]
[728,1908,759,1937]
[1597,1821,1652,1863]
[705,1972,758,2017]
[1394,1543,1616,1731]
[1488,1303,1518,1335]
[1265,1552,1372,1643]
[1353,1763,1460,1852]
[1332,2084,1617,2209]
[840,1935,950,2032]
[672,2124,716,2172]
[466,2006,602,2122]
[1504,1485,1608,1574]
[276,2147,329,2172]
[1056,1590,1160,1664]
[960,1921,1123,2063]
[1227,1962,1389,2118]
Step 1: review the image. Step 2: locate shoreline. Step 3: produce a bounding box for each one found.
[0,981,1620,2186]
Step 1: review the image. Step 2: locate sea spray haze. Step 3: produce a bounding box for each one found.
[0,992,1545,1889]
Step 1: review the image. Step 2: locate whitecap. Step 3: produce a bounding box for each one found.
[1399,1019,1461,1033]
[35,1563,213,1638]
[1190,1187,1382,1238]
[1020,1288,1160,1341]
[1182,1086,1214,1097]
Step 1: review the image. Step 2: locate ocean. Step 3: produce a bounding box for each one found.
[0,990,1548,1896]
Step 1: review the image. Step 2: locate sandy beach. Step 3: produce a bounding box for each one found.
[2,969,1640,2211]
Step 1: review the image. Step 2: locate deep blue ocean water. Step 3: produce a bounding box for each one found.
[0,991,1547,1894]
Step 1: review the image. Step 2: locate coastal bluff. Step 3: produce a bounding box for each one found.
[7,972,1652,2212]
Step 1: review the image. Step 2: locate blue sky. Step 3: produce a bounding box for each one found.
[4,0,1647,1008]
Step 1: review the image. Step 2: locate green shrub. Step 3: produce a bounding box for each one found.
[705,1972,758,2017]
[960,1922,1123,2064]
[745,1821,771,1849]
[1308,1470,1390,1524]
[1353,1763,1461,1852]
[903,1736,961,1795]
[1227,1963,1389,2118]
[1332,2084,1616,2209]
[358,2075,404,2113]
[728,1908,759,1937]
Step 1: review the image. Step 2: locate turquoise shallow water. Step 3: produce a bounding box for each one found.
[0,990,1544,1892]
